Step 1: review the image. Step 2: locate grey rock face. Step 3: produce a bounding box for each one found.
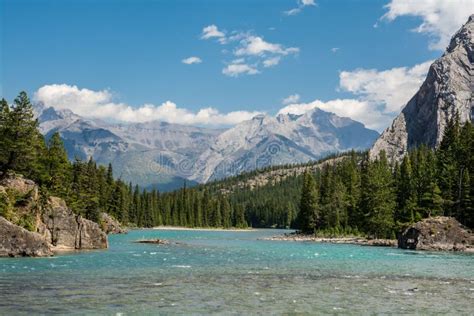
[0,216,53,257]
[42,197,108,250]
[371,15,474,161]
[398,217,474,252]
[100,212,127,234]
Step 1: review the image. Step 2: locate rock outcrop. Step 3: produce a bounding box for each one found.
[0,216,53,257]
[398,217,474,252]
[100,212,127,234]
[41,197,108,250]
[371,15,474,161]
[0,174,108,256]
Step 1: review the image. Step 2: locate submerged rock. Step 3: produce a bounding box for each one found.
[135,239,168,245]
[100,212,127,234]
[398,217,474,252]
[0,216,53,257]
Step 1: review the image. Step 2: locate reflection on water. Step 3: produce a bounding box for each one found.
[1,229,473,314]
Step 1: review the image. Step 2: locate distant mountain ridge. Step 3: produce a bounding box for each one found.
[370,15,474,161]
[35,102,378,190]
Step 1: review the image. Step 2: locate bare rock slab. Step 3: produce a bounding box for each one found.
[398,216,474,252]
[0,216,53,257]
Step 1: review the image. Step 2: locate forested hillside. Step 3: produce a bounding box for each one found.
[1,92,473,238]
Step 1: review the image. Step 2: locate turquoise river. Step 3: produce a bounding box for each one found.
[1,229,473,315]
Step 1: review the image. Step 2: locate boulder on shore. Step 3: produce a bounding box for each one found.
[100,212,127,234]
[398,216,474,252]
[41,197,108,250]
[0,216,53,257]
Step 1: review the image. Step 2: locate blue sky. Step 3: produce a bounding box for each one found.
[1,0,472,130]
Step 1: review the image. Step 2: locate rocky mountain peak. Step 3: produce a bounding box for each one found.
[370,16,473,161]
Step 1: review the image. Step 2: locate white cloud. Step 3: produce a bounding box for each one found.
[330,47,339,53]
[282,94,300,105]
[277,60,433,131]
[201,25,225,40]
[222,63,259,77]
[182,56,202,65]
[263,56,281,68]
[339,60,432,113]
[382,0,474,50]
[34,84,261,126]
[235,36,299,57]
[284,0,316,16]
[285,8,302,16]
[201,25,299,76]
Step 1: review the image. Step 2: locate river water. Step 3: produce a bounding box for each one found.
[1,229,473,314]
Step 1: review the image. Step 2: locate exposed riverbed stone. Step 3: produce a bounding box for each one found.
[398,217,474,252]
[0,216,53,257]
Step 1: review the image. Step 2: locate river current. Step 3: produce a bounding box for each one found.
[1,229,473,314]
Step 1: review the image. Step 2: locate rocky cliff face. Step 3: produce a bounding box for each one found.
[40,197,108,250]
[398,217,474,252]
[0,217,53,257]
[0,175,108,256]
[371,15,473,161]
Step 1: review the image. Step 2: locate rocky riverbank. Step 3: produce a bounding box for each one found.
[0,174,109,257]
[264,233,397,247]
[399,216,474,252]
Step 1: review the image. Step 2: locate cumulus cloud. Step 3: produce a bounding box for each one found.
[222,63,259,77]
[284,0,316,16]
[382,0,474,50]
[201,24,299,76]
[263,57,281,67]
[182,56,202,65]
[201,25,225,40]
[235,36,299,57]
[339,60,432,113]
[282,94,300,105]
[330,47,339,53]
[34,84,261,126]
[277,60,433,131]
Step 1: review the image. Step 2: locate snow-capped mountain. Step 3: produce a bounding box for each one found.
[35,103,378,189]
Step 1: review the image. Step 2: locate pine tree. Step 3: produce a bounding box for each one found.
[459,170,472,226]
[46,132,71,197]
[361,151,396,238]
[234,204,247,228]
[396,155,417,223]
[298,171,319,234]
[0,92,41,178]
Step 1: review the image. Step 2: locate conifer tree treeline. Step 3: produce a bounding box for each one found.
[1,92,472,235]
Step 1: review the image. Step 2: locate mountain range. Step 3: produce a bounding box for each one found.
[35,104,378,190]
